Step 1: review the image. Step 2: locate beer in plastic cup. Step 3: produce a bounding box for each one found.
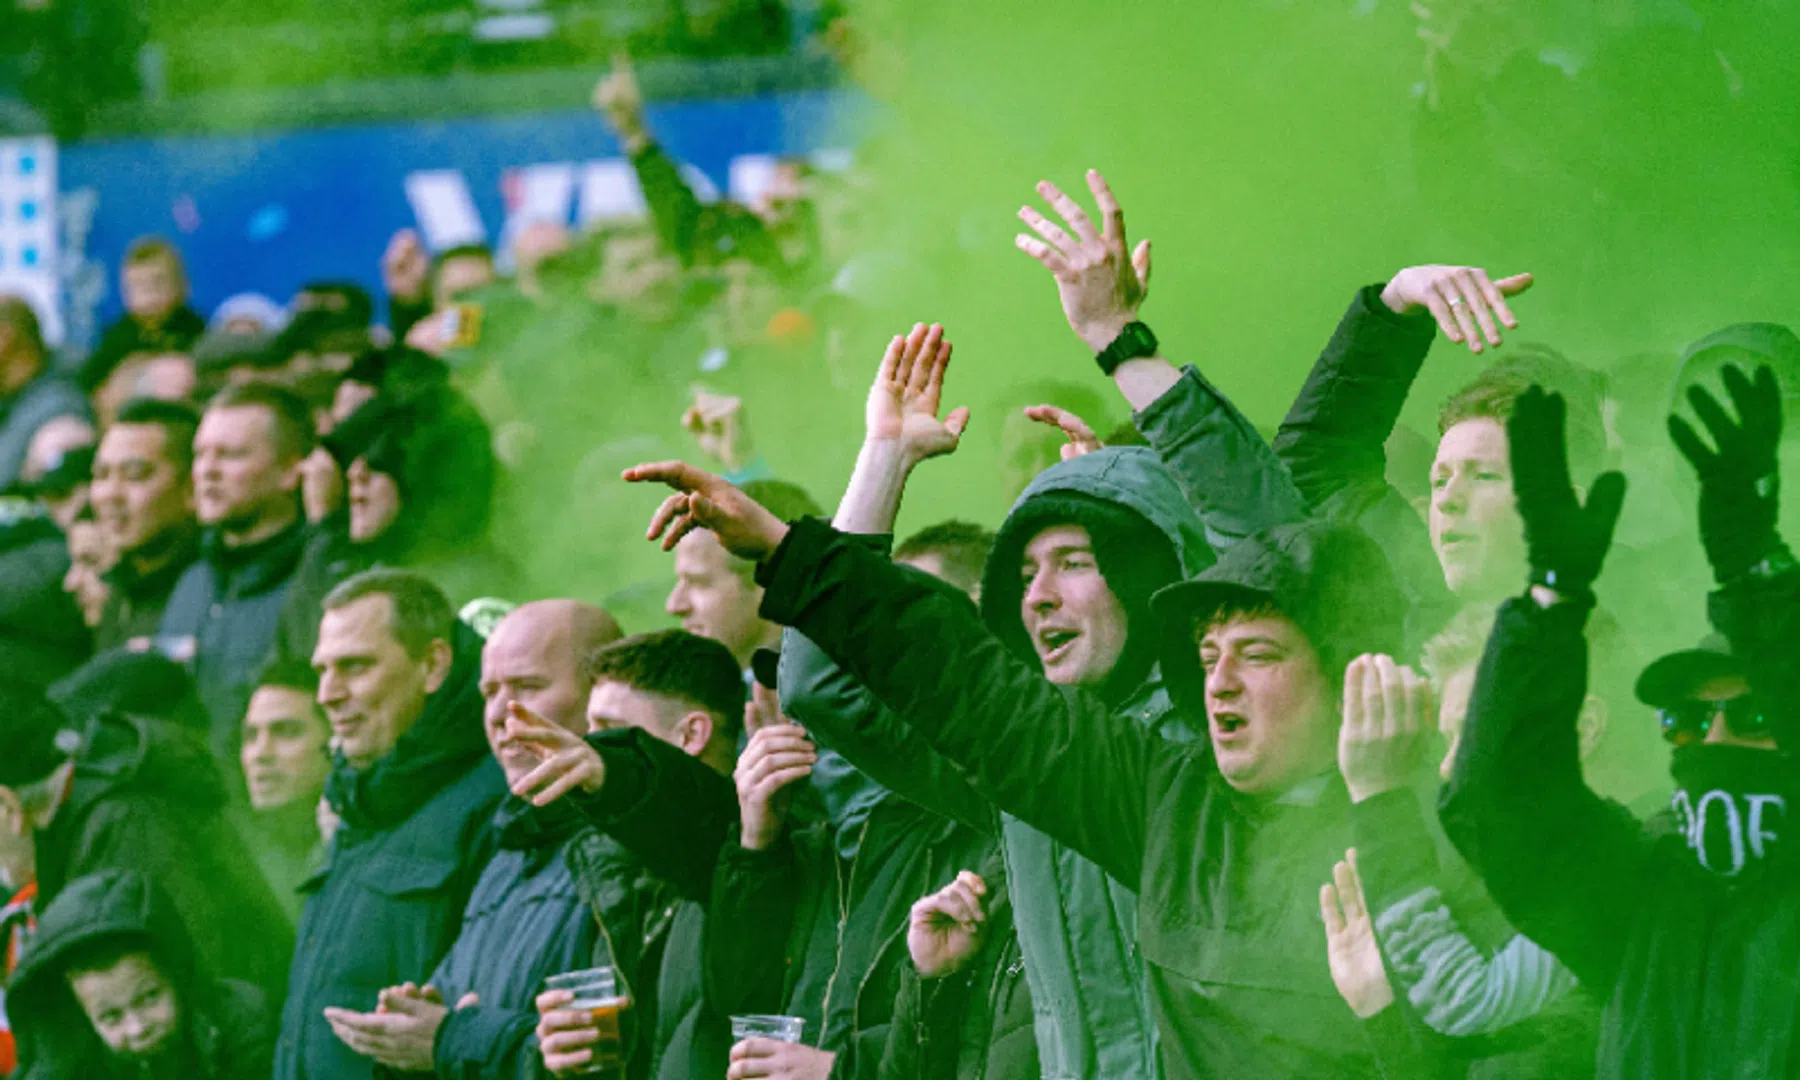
[545,966,628,1076]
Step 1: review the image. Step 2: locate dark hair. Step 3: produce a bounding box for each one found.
[895,519,995,595]
[584,630,745,741]
[321,569,454,660]
[740,479,822,522]
[112,397,201,474]
[205,382,316,462]
[255,654,321,698]
[57,931,159,981]
[0,295,45,357]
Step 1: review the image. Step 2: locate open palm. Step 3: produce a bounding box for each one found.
[866,322,970,465]
[1321,850,1394,1019]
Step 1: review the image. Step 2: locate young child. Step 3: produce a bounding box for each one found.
[9,869,272,1080]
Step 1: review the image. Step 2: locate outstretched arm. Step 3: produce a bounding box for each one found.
[620,462,1157,884]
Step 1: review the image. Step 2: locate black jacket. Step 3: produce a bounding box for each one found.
[1272,285,1456,651]
[157,519,310,769]
[11,868,274,1080]
[878,848,1038,1080]
[759,518,1400,1079]
[78,305,206,392]
[573,727,984,1079]
[95,527,200,651]
[273,625,507,1080]
[0,513,91,687]
[420,798,601,1080]
[34,711,294,999]
[1440,572,1800,1078]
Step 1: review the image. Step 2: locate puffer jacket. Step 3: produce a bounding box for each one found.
[11,868,273,1080]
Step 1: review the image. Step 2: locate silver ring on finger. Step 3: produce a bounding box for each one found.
[1447,294,1466,307]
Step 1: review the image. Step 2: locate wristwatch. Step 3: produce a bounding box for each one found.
[1096,322,1159,376]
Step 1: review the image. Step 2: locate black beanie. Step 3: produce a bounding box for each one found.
[981,491,1181,705]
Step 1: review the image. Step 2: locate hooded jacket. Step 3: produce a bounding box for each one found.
[273,622,506,1080]
[1440,566,1800,1078]
[0,512,92,688]
[0,370,90,493]
[33,711,294,999]
[782,445,1226,1080]
[157,518,310,769]
[758,515,1412,1078]
[10,869,273,1080]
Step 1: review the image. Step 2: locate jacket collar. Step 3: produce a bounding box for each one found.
[199,517,308,598]
[106,525,201,598]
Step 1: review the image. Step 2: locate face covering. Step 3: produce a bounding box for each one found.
[1669,744,1789,876]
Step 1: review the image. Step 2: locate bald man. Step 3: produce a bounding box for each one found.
[326,599,623,1079]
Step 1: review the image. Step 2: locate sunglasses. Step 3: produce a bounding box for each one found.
[1657,696,1772,747]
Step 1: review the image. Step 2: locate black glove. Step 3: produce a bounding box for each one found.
[1507,386,1627,604]
[1668,363,1786,584]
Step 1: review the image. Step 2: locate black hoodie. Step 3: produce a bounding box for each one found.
[10,868,274,1080]
[273,620,506,1080]
[34,711,294,999]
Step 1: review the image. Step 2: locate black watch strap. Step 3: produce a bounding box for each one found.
[1096,322,1159,376]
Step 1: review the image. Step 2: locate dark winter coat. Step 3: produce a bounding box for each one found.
[1272,284,1457,651]
[1440,570,1800,1078]
[878,848,1038,1080]
[157,519,309,768]
[273,624,506,1080]
[34,711,294,998]
[759,517,1409,1079]
[423,798,601,1080]
[11,868,274,1080]
[95,528,200,651]
[571,727,983,1079]
[0,511,91,686]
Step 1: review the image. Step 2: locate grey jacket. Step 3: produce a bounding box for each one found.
[782,368,1307,1080]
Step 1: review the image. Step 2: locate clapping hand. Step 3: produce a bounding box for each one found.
[735,723,817,852]
[1320,850,1393,1020]
[1337,655,1435,804]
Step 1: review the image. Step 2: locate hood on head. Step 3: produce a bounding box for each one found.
[72,711,228,814]
[11,869,201,1052]
[49,649,209,741]
[1150,520,1407,717]
[978,447,1214,700]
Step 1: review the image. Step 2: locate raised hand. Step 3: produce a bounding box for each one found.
[866,323,970,466]
[623,461,790,562]
[1320,849,1394,1019]
[1668,363,1785,583]
[908,870,989,979]
[1379,265,1533,354]
[1015,169,1153,353]
[1023,404,1103,461]
[1507,386,1627,603]
[504,702,606,806]
[1338,655,1435,804]
[592,51,647,143]
[735,723,817,851]
[683,389,755,472]
[383,228,430,306]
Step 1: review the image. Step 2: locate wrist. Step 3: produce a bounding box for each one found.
[1344,777,1398,805]
[1351,984,1395,1020]
[1078,315,1135,354]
